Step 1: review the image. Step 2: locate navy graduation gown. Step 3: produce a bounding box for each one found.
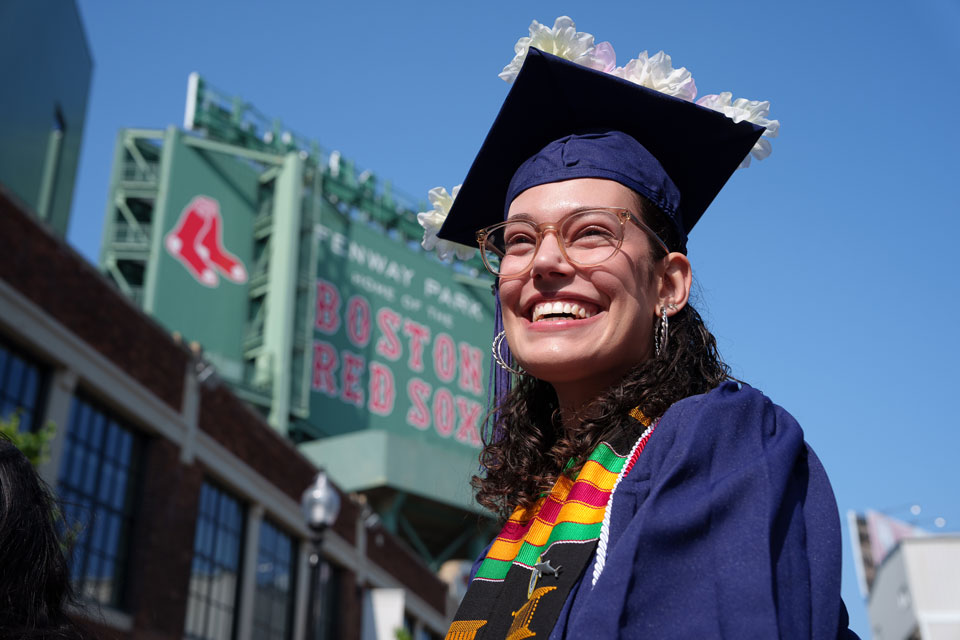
[465,382,858,639]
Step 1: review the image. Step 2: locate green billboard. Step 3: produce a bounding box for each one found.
[145,129,258,383]
[307,204,495,455]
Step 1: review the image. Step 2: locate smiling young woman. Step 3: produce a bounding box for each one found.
[421,19,858,640]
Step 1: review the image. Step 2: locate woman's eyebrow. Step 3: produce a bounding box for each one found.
[506,207,603,222]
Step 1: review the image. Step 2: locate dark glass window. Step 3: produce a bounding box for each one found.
[185,481,245,640]
[57,395,142,608]
[0,338,47,432]
[253,519,297,640]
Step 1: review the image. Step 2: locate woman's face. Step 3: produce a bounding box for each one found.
[499,178,668,402]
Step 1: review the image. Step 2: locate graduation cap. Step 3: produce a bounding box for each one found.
[437,48,765,250]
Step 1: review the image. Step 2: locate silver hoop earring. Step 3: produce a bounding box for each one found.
[655,305,669,358]
[492,330,523,376]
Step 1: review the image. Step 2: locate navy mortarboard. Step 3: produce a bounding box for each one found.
[435,47,772,252]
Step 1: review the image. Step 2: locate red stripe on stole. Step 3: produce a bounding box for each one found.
[537,496,564,524]
[498,518,536,542]
[565,482,613,508]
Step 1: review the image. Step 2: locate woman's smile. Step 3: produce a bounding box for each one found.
[524,307,604,332]
[529,299,597,323]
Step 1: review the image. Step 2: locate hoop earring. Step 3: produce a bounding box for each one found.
[492,330,523,376]
[655,305,669,358]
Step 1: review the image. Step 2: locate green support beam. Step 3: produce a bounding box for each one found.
[264,153,304,433]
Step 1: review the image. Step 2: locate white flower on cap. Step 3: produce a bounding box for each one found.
[695,93,781,168]
[417,185,477,260]
[497,17,778,171]
[499,16,616,83]
[612,51,698,102]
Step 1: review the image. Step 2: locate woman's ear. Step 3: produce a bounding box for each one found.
[658,252,692,315]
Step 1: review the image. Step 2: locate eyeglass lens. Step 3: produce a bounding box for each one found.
[482,210,625,276]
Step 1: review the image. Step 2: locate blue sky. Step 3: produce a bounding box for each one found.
[69,1,960,635]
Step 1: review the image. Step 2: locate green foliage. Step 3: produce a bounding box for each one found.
[394,628,414,640]
[0,412,56,466]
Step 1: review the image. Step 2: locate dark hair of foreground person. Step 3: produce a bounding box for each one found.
[0,436,88,639]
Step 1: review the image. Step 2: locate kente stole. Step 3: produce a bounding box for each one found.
[446,409,656,640]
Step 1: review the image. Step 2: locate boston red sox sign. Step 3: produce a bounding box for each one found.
[310,212,494,452]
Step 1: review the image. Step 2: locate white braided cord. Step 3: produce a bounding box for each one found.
[591,423,655,587]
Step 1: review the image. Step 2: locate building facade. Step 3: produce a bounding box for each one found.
[849,510,960,640]
[0,0,91,237]
[0,188,451,638]
[867,537,960,640]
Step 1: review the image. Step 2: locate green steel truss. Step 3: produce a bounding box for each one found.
[100,129,165,306]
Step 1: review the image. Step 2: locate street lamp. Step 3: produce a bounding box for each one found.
[301,469,341,640]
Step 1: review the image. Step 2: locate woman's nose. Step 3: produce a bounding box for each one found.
[530,229,574,277]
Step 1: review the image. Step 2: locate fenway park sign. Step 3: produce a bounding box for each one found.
[311,220,494,451]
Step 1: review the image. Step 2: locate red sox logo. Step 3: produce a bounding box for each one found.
[164,196,247,287]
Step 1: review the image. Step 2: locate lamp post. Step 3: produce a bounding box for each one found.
[301,469,341,640]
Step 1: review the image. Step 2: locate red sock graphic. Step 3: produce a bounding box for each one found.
[164,196,248,287]
[165,197,218,287]
[197,206,247,283]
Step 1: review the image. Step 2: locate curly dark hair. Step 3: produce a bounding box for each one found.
[0,436,88,639]
[473,197,733,520]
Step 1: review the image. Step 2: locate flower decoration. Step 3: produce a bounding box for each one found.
[499,16,616,83]
[695,93,780,168]
[612,51,697,102]
[417,185,477,260]
[498,17,778,168]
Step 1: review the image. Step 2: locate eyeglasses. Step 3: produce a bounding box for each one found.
[475,208,669,278]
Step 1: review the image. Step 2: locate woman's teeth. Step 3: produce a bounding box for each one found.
[531,301,595,323]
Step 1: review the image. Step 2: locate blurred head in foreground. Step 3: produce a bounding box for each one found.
[0,436,86,639]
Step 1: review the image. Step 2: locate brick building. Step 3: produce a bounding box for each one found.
[0,186,451,638]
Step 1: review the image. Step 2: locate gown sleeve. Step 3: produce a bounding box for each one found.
[559,382,860,639]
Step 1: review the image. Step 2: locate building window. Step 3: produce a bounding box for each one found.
[0,338,47,432]
[185,481,245,640]
[253,519,297,640]
[57,395,142,608]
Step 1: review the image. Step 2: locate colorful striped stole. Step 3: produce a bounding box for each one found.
[446,410,656,640]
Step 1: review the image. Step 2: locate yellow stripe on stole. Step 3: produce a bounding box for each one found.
[629,406,653,426]
[487,537,525,561]
[445,620,487,640]
[546,474,575,499]
[574,459,620,489]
